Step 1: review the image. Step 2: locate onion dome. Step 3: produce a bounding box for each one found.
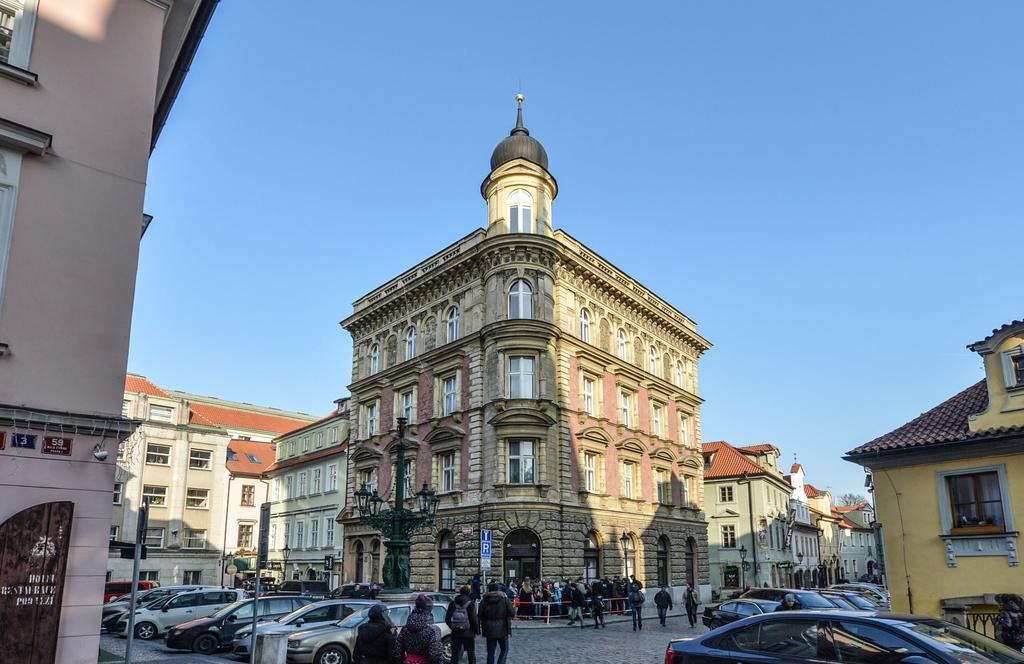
[489,94,549,172]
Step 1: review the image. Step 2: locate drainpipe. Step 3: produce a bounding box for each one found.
[221,474,234,588]
[740,473,759,586]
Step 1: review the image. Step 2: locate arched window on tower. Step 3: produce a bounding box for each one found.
[406,326,417,360]
[617,329,628,361]
[580,309,591,343]
[446,306,460,343]
[508,280,533,319]
[370,343,380,374]
[508,189,533,233]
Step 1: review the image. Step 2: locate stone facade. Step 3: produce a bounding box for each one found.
[340,102,712,597]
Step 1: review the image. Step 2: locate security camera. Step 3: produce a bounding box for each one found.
[92,444,108,461]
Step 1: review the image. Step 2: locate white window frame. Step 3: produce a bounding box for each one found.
[325,518,335,548]
[508,280,533,319]
[284,475,293,500]
[298,471,307,497]
[621,461,636,499]
[148,404,173,423]
[446,306,460,343]
[365,401,379,437]
[302,436,309,452]
[315,432,323,448]
[145,443,171,466]
[0,0,38,69]
[580,308,591,343]
[312,467,322,494]
[651,403,663,437]
[295,521,305,549]
[721,524,737,548]
[679,413,691,447]
[400,388,416,422]
[184,529,207,550]
[188,448,212,470]
[649,346,658,375]
[656,468,670,504]
[582,376,596,416]
[144,528,165,549]
[358,467,377,493]
[142,485,167,507]
[330,426,338,443]
[405,326,417,360]
[327,464,338,491]
[441,451,457,493]
[370,343,380,373]
[720,485,734,502]
[619,390,633,427]
[443,375,458,415]
[584,452,597,492]
[507,440,536,485]
[237,523,254,549]
[508,356,535,399]
[109,526,119,541]
[675,360,685,387]
[1001,345,1024,389]
[112,482,123,505]
[616,328,628,360]
[185,488,209,509]
[309,518,319,548]
[508,189,534,233]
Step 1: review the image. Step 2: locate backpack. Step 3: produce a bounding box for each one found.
[450,600,471,631]
[630,590,645,606]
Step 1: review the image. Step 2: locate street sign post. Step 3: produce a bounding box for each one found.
[124,499,150,664]
[480,529,492,582]
[251,502,271,664]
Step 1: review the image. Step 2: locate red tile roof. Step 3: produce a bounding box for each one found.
[804,483,823,498]
[265,443,347,473]
[737,444,779,454]
[226,440,276,476]
[275,411,345,439]
[846,380,1002,457]
[125,374,169,397]
[833,503,870,512]
[790,463,803,474]
[188,402,310,435]
[702,441,769,479]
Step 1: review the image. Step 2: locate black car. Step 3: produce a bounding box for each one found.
[666,611,1024,664]
[702,599,779,629]
[740,587,841,610]
[274,580,331,599]
[164,596,311,654]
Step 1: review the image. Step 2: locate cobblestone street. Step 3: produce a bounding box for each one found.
[100,610,706,663]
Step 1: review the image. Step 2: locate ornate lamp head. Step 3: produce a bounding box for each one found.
[370,489,383,516]
[355,482,371,516]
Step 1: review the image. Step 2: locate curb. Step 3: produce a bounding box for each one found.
[512,609,699,630]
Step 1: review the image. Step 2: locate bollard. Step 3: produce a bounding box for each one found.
[254,633,288,664]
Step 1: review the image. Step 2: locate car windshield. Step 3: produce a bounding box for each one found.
[279,602,321,623]
[902,619,1024,664]
[338,608,370,629]
[144,594,176,610]
[842,594,878,610]
[794,592,839,609]
[212,599,249,619]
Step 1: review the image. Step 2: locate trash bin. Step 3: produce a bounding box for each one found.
[254,633,288,663]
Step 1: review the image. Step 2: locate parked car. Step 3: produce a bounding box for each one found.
[831,583,891,609]
[665,611,1024,664]
[101,585,220,631]
[231,600,378,658]
[276,580,331,599]
[164,596,312,655]
[103,580,158,603]
[740,587,843,610]
[114,588,246,640]
[328,583,374,599]
[821,589,882,611]
[702,598,779,629]
[286,602,452,664]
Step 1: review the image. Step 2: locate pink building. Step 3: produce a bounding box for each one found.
[0,1,216,661]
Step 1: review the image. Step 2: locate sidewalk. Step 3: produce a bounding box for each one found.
[512,604,703,630]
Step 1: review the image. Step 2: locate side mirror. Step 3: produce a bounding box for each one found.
[161,607,169,613]
[227,614,236,622]
[295,618,305,626]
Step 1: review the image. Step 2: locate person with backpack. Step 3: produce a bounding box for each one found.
[628,585,645,631]
[479,582,514,664]
[394,594,444,664]
[590,588,606,628]
[353,604,396,664]
[654,586,673,627]
[446,585,479,664]
[683,582,700,628]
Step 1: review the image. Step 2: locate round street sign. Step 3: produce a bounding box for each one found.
[226,564,238,575]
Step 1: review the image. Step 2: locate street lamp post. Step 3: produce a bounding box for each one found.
[739,545,748,589]
[619,533,630,579]
[353,417,440,592]
[738,473,760,586]
[282,543,291,581]
[796,551,804,588]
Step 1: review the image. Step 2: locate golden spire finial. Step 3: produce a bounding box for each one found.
[516,93,525,104]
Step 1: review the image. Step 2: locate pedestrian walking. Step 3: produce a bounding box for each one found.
[394,594,444,664]
[446,585,479,664]
[684,582,700,628]
[566,582,585,627]
[654,585,673,627]
[471,574,482,601]
[628,585,645,631]
[352,604,395,664]
[479,582,514,664]
[590,590,606,628]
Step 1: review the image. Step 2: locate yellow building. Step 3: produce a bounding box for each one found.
[846,319,1024,628]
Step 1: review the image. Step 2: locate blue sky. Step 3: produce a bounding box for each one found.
[133,2,1023,499]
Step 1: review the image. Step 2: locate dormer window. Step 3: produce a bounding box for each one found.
[405,326,417,360]
[508,189,533,233]
[508,280,533,319]
[579,309,591,343]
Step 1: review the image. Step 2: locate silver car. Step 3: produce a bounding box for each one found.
[286,602,451,664]
[231,599,377,658]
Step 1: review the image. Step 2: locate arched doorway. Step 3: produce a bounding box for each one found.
[370,539,381,583]
[306,567,317,580]
[795,568,803,588]
[503,529,540,582]
[623,533,637,580]
[685,537,696,587]
[438,531,456,591]
[584,532,601,584]
[354,540,364,582]
[657,536,670,587]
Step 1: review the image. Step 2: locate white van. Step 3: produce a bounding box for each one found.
[115,588,245,639]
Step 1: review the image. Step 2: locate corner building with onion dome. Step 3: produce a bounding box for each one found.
[340,98,712,597]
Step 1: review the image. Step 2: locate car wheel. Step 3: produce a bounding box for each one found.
[315,645,350,664]
[192,633,219,655]
[441,636,452,663]
[133,622,157,640]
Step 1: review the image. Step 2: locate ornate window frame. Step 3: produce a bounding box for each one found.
[935,463,1018,567]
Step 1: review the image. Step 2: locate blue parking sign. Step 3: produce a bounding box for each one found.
[480,529,492,557]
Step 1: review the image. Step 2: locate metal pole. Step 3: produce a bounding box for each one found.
[124,500,149,664]
[221,474,234,588]
[249,573,260,664]
[742,473,759,587]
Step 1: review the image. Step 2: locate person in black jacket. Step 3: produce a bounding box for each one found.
[478,582,513,664]
[654,586,673,627]
[446,585,480,664]
[352,604,395,664]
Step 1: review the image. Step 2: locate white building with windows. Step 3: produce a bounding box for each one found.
[110,375,313,585]
[221,439,275,586]
[341,99,711,594]
[265,403,349,587]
